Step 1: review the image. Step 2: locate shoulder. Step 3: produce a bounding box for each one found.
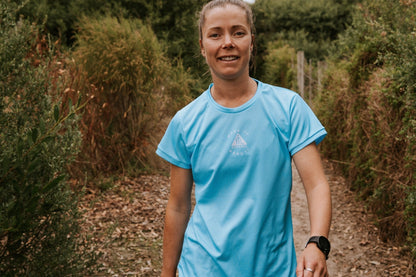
[168,89,211,134]
[257,80,302,114]
[173,89,209,118]
[258,81,299,102]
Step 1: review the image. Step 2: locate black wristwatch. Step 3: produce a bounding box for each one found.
[305,236,331,260]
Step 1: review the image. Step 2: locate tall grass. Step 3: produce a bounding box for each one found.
[262,42,297,90]
[315,0,416,258]
[71,16,192,178]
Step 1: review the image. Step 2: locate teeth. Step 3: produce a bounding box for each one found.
[220,56,238,61]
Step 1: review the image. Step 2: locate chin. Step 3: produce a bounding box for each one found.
[214,69,249,81]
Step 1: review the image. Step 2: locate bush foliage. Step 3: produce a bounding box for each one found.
[71,16,192,177]
[252,0,356,78]
[17,0,209,95]
[0,2,93,275]
[315,0,416,257]
[262,42,297,89]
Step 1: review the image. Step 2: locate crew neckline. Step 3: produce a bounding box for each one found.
[207,79,261,113]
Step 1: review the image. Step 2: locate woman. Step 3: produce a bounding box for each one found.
[156,0,332,276]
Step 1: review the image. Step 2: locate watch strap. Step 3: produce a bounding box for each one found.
[305,236,330,260]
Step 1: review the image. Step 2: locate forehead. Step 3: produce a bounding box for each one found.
[203,4,249,30]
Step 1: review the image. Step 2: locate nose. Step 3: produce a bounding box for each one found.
[222,33,234,49]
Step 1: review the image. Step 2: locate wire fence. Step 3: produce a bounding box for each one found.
[296,51,327,102]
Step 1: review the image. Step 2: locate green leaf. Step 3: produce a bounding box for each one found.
[17,137,24,158]
[39,118,46,134]
[68,98,73,112]
[42,136,54,143]
[27,193,40,208]
[42,174,65,193]
[27,130,33,145]
[27,157,41,173]
[31,128,38,142]
[53,104,59,122]
[76,95,82,108]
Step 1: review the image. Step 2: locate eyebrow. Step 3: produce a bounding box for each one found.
[207,25,248,31]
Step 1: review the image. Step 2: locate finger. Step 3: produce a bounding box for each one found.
[317,263,328,277]
[296,266,304,277]
[314,266,327,277]
[296,256,305,277]
[303,267,314,277]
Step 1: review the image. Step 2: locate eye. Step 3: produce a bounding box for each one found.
[234,31,246,37]
[208,33,220,38]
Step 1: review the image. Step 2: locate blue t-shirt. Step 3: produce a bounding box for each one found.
[156,80,326,277]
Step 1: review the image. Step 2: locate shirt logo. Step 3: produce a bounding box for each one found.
[232,133,247,149]
[228,130,249,156]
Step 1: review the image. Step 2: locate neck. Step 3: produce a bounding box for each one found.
[210,75,257,108]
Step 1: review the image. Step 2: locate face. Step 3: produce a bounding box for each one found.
[199,4,254,81]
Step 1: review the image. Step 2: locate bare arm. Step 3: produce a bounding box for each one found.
[293,143,332,277]
[161,165,193,277]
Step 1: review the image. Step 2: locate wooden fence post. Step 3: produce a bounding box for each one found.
[308,59,313,102]
[297,51,305,98]
[297,52,326,100]
[317,61,326,92]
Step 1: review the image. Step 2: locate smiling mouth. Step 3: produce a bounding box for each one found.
[218,56,239,61]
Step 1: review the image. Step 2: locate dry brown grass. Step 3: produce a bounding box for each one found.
[315,63,415,254]
[64,16,192,181]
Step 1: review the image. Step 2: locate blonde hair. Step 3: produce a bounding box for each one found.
[198,0,256,41]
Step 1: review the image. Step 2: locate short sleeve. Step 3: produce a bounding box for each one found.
[288,95,327,156]
[156,113,192,169]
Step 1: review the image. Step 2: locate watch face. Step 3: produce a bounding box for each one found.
[318,236,331,253]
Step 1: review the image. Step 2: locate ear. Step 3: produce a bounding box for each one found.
[199,39,206,57]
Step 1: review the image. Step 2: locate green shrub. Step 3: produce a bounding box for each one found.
[315,0,416,258]
[0,2,93,275]
[252,0,356,79]
[262,42,297,89]
[16,0,208,95]
[17,0,128,44]
[71,15,192,177]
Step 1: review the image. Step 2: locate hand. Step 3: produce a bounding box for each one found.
[296,243,329,277]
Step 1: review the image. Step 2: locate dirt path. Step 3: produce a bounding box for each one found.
[292,161,414,276]
[80,161,415,276]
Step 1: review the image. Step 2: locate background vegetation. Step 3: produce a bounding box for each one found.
[17,0,210,95]
[1,0,415,274]
[314,0,416,257]
[69,15,192,178]
[0,2,95,274]
[251,0,357,78]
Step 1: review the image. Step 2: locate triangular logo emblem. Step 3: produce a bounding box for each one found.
[232,133,247,149]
